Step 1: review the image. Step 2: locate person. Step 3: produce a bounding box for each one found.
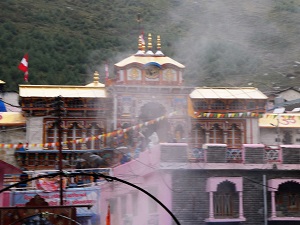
[16,142,25,151]
[17,168,29,190]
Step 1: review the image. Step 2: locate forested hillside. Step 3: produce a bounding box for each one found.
[0,0,300,91]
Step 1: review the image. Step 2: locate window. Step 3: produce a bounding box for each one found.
[209,123,223,144]
[46,123,58,150]
[206,177,244,222]
[191,123,205,148]
[229,100,243,110]
[67,98,83,108]
[86,124,104,150]
[214,193,233,217]
[67,123,83,150]
[214,182,235,218]
[211,100,225,110]
[194,100,208,110]
[247,101,256,110]
[227,124,242,148]
[33,100,46,108]
[276,182,300,213]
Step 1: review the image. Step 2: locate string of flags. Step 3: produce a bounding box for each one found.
[195,112,264,118]
[0,112,177,149]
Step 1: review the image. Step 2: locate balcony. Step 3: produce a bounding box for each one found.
[187,144,281,164]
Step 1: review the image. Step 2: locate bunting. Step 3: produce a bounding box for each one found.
[0,112,177,149]
[195,112,264,118]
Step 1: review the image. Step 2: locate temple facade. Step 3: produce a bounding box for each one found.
[3,33,300,225]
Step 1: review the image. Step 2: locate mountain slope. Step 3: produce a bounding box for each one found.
[0,0,299,92]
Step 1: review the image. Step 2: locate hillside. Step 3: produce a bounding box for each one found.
[0,0,300,92]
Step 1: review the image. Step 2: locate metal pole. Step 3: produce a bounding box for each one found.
[55,96,64,205]
[263,174,268,225]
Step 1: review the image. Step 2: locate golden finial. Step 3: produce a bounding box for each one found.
[138,35,142,51]
[147,33,152,50]
[155,34,164,56]
[157,35,161,50]
[94,71,99,85]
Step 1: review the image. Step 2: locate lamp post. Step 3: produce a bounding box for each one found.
[54,96,64,205]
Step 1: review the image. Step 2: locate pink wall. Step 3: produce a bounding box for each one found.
[100,144,173,225]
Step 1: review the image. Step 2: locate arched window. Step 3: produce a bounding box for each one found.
[276,181,300,213]
[46,123,58,150]
[67,123,83,150]
[214,181,237,218]
[86,124,104,150]
[209,123,223,144]
[191,123,205,147]
[206,177,245,222]
[227,124,242,148]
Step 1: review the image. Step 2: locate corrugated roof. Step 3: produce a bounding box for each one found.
[19,85,107,98]
[115,55,185,69]
[190,87,268,100]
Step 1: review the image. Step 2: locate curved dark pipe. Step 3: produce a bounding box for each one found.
[0,171,181,225]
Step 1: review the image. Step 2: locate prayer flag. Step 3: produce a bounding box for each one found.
[18,53,29,82]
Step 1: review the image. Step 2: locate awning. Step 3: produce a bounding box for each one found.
[190,87,268,100]
[0,112,25,126]
[19,85,107,98]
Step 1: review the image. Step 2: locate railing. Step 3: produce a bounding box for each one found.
[264,146,280,162]
[226,149,243,162]
[188,147,205,162]
[3,168,112,191]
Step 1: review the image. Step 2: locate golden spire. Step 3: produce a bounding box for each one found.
[146,33,154,55]
[157,35,161,50]
[138,35,143,51]
[93,71,99,85]
[147,33,152,50]
[155,34,164,56]
[135,34,145,55]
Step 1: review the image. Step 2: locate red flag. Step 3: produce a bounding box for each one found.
[18,53,29,82]
[106,204,111,225]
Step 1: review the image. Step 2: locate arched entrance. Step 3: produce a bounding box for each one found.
[138,102,170,144]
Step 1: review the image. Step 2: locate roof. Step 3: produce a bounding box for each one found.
[19,85,107,98]
[259,113,300,128]
[190,87,268,100]
[115,55,185,69]
[0,112,25,126]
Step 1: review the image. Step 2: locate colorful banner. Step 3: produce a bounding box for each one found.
[259,113,300,128]
[11,187,101,224]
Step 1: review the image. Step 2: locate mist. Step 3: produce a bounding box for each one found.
[164,0,300,86]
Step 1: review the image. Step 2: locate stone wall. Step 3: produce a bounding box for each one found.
[0,129,25,167]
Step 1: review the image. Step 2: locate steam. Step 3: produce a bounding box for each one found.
[165,0,300,85]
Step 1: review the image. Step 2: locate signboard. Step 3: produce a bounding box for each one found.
[259,113,300,128]
[11,187,101,224]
